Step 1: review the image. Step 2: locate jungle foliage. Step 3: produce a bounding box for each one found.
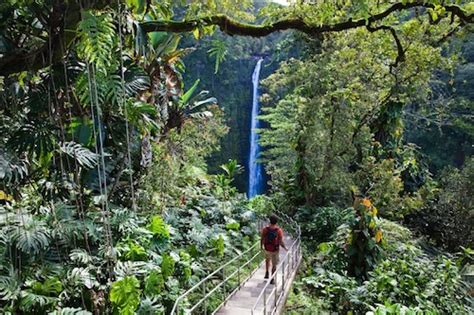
[0,0,473,314]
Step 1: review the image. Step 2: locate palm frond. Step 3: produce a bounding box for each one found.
[77,11,116,72]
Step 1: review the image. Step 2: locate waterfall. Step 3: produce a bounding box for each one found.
[248,58,264,198]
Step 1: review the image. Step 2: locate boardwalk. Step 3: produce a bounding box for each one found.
[216,235,300,315]
[169,211,301,315]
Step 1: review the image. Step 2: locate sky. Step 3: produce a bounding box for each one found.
[272,0,290,5]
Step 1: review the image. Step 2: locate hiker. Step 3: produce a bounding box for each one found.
[261,214,288,283]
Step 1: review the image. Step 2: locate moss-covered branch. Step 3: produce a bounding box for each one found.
[140,2,473,37]
[0,1,472,76]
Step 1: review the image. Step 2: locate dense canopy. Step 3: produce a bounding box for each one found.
[0,0,473,314]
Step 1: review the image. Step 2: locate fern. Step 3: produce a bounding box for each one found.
[59,142,99,169]
[147,215,170,239]
[207,40,228,73]
[144,270,164,297]
[77,10,116,72]
[123,241,148,261]
[75,71,107,108]
[161,254,175,280]
[211,235,225,258]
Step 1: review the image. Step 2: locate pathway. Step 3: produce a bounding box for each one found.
[215,235,301,315]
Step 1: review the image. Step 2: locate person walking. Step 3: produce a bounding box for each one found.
[261,214,287,284]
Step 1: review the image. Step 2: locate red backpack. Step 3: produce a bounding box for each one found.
[264,227,280,252]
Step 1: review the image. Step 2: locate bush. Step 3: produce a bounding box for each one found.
[295,206,353,245]
[293,219,472,314]
[406,157,474,251]
[360,253,469,313]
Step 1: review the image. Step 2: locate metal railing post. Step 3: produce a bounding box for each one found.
[274,269,278,309]
[202,282,207,315]
[237,261,241,287]
[282,259,286,290]
[263,286,267,315]
[222,267,226,303]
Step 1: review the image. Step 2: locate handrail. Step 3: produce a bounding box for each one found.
[251,210,302,315]
[170,210,301,315]
[170,220,266,315]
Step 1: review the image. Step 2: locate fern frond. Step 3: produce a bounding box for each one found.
[207,40,228,74]
[77,10,117,72]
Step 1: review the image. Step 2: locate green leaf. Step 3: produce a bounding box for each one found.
[161,254,175,280]
[180,79,200,106]
[144,270,164,297]
[192,27,200,40]
[207,40,228,74]
[110,276,142,315]
[147,215,170,239]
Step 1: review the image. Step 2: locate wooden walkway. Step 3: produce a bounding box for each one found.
[216,236,300,315]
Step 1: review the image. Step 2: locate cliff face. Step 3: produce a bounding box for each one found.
[182,33,285,192]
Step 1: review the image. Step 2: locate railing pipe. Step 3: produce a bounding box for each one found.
[171,210,301,315]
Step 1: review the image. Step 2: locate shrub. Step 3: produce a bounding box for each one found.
[110,276,142,315]
[361,253,470,313]
[295,219,472,314]
[295,206,353,245]
[347,198,383,280]
[406,157,474,251]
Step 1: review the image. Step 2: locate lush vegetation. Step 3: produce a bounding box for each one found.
[0,0,473,314]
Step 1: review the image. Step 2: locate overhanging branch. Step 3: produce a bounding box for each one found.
[140,2,473,36]
[0,1,472,76]
[366,23,405,72]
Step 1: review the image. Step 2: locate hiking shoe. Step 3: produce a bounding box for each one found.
[264,271,269,279]
[270,279,274,285]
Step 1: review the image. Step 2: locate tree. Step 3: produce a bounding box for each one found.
[1,1,472,75]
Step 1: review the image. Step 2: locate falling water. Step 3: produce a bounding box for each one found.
[248,58,264,198]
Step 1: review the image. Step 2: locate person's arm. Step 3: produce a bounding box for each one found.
[279,229,288,251]
[260,228,265,250]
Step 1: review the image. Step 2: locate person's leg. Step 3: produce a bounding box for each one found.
[264,251,270,278]
[270,251,279,284]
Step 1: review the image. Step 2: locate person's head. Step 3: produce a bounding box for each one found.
[269,214,278,225]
